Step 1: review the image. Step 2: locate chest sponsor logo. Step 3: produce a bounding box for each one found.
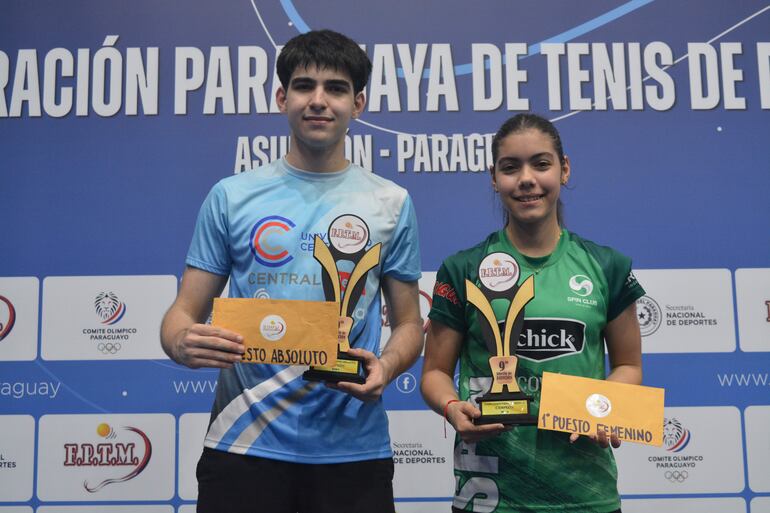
[64,422,152,493]
[249,215,296,267]
[569,275,593,297]
[0,294,17,341]
[567,274,598,307]
[516,318,585,362]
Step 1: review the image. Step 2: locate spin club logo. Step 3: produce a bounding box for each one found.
[662,417,691,452]
[249,215,296,267]
[0,295,16,341]
[94,292,126,325]
[63,422,152,493]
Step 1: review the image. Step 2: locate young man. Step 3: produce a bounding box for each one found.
[160,30,423,513]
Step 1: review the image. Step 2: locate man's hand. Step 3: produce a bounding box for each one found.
[171,323,245,369]
[328,348,388,401]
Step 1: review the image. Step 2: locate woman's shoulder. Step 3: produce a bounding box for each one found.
[566,230,632,265]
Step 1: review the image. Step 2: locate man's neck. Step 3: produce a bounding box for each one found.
[285,138,348,173]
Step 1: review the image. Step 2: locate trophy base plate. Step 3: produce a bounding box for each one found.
[474,390,538,426]
[302,352,366,385]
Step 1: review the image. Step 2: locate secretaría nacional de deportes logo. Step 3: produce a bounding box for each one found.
[568,275,594,297]
[249,215,296,267]
[63,422,152,493]
[0,295,17,341]
[636,295,662,337]
[329,214,369,254]
[663,417,691,452]
[94,292,126,325]
[478,252,519,292]
[260,314,286,341]
[585,393,612,418]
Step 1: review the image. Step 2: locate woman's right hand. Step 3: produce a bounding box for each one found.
[446,400,511,443]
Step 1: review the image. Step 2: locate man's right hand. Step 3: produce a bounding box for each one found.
[171,323,244,369]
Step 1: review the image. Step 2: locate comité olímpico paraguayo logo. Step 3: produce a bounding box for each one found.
[94,291,126,325]
[250,215,296,267]
[0,294,16,341]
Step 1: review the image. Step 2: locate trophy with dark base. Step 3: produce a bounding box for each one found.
[303,214,381,385]
[467,252,536,426]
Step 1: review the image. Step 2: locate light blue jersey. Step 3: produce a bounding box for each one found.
[187,158,421,463]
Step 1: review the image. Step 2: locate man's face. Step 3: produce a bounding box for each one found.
[276,65,365,153]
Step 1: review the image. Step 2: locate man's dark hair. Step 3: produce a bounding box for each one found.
[277,29,372,95]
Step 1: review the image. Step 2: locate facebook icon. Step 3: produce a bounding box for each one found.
[396,372,417,394]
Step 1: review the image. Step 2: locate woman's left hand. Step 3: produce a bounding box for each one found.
[569,430,621,449]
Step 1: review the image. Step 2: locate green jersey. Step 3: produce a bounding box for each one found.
[429,229,645,513]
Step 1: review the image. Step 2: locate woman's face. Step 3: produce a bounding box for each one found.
[491,128,570,228]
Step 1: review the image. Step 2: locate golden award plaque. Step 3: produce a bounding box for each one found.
[302,214,381,385]
[467,252,536,426]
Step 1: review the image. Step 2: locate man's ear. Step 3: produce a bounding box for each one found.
[276,86,287,113]
[352,91,366,119]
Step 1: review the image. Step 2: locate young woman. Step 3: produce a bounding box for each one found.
[421,113,644,513]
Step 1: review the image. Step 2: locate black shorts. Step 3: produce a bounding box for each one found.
[196,447,396,513]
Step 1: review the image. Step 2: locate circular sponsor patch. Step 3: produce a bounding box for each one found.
[478,252,519,292]
[636,295,662,337]
[569,275,593,297]
[260,315,287,341]
[585,393,612,418]
[328,215,369,254]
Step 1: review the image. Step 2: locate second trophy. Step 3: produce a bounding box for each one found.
[466,252,536,425]
[303,214,381,384]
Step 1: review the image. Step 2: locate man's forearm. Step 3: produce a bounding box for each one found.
[160,305,196,363]
[379,321,424,384]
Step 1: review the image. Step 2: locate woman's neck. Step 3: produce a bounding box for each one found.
[505,220,562,258]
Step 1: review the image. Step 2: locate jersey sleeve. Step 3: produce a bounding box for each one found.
[185,182,232,276]
[605,253,646,321]
[428,257,467,333]
[381,194,422,282]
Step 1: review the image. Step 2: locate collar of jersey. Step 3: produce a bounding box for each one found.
[280,157,352,182]
[496,228,570,274]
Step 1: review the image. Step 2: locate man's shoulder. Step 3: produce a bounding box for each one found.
[348,164,408,196]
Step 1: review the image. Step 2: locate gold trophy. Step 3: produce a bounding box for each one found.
[467,252,536,425]
[303,214,380,384]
